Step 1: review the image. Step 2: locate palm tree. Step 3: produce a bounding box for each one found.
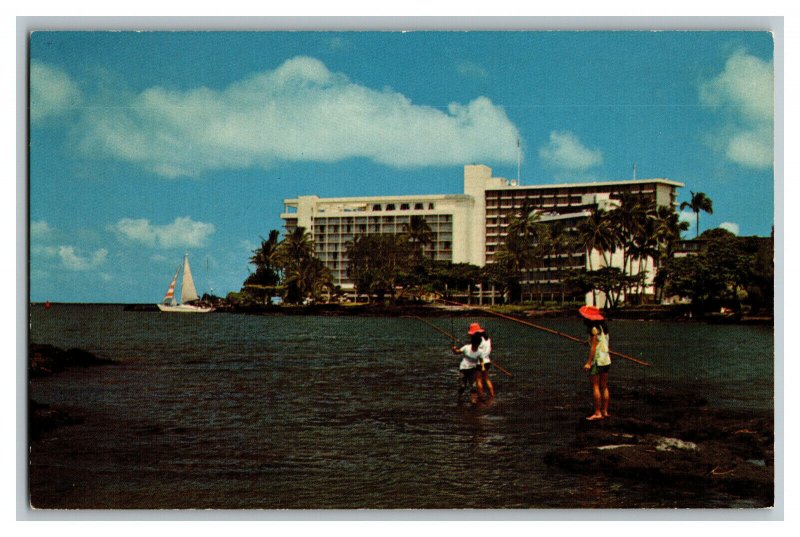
[273,227,314,267]
[402,215,434,262]
[506,201,542,240]
[271,227,317,303]
[577,207,616,270]
[651,205,691,301]
[611,193,648,279]
[652,205,690,260]
[577,207,620,306]
[629,214,659,303]
[612,193,655,303]
[345,234,409,303]
[680,191,713,238]
[286,256,333,303]
[504,202,543,301]
[547,222,581,304]
[245,229,281,287]
[493,233,528,303]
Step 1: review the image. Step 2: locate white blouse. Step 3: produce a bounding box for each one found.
[458,338,492,370]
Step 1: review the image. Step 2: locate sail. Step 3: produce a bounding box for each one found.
[180,255,200,303]
[163,265,181,306]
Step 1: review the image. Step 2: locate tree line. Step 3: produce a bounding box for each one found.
[229,191,772,314]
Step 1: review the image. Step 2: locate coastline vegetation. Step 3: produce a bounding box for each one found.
[225,192,772,320]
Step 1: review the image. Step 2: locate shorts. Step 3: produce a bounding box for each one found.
[460,368,477,384]
[588,363,611,376]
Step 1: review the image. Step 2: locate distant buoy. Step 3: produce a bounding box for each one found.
[44,301,51,310]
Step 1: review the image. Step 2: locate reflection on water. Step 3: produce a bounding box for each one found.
[29,305,773,508]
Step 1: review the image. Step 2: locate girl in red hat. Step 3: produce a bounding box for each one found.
[579,306,611,420]
[451,322,495,402]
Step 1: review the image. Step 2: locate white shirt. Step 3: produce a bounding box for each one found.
[458,338,492,370]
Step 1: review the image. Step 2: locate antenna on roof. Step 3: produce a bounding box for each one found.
[517,138,521,186]
[633,162,637,181]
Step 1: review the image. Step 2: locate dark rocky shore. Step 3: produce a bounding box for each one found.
[544,386,774,506]
[29,344,117,441]
[29,343,116,377]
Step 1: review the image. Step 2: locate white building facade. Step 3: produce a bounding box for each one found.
[280,164,683,302]
[281,193,477,289]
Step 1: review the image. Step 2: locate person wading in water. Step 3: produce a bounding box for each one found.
[452,323,494,402]
[579,306,611,420]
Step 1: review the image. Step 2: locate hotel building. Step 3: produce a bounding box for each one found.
[281,164,683,300]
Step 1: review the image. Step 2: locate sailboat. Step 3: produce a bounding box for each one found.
[157,254,214,313]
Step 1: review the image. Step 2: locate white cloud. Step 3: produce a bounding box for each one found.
[719,222,740,235]
[30,60,82,123]
[111,216,215,248]
[32,245,58,258]
[327,37,352,52]
[724,130,773,169]
[456,61,488,79]
[58,246,108,271]
[71,56,521,177]
[538,131,603,172]
[30,221,59,260]
[30,220,54,239]
[699,50,773,170]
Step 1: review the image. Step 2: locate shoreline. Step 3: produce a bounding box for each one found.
[31,301,773,324]
[113,302,774,324]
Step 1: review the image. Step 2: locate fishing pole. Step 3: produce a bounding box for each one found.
[433,298,652,368]
[408,315,513,378]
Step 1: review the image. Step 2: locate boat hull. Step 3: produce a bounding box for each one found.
[157,304,214,313]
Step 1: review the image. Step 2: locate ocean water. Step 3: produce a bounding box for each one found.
[28,304,774,509]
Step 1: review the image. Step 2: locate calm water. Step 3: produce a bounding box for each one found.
[28,304,774,509]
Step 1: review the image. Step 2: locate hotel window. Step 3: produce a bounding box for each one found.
[428,203,435,210]
[414,203,424,210]
[372,204,382,211]
[400,203,410,210]
[386,204,396,210]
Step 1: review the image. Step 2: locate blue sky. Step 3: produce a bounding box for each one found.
[28,31,775,303]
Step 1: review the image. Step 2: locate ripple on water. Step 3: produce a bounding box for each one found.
[29,307,774,509]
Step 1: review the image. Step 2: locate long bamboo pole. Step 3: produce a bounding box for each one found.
[408,315,513,377]
[434,298,652,367]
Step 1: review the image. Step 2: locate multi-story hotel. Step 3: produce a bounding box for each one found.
[281,164,683,300]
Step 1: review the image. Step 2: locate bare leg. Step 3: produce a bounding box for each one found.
[586,375,603,420]
[483,371,495,398]
[600,372,610,417]
[458,371,468,396]
[475,373,485,399]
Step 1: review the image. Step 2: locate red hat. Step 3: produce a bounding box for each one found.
[579,305,605,321]
[467,323,485,335]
